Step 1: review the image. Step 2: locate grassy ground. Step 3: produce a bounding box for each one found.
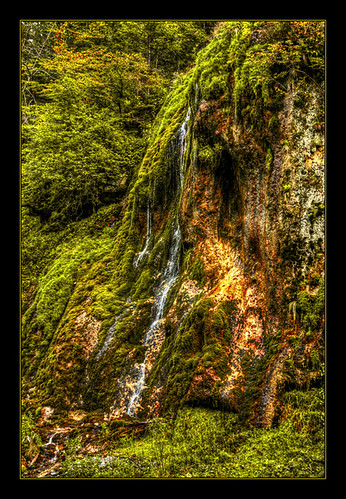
[59,387,324,479]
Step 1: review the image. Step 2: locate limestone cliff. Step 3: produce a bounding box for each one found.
[22,21,325,430]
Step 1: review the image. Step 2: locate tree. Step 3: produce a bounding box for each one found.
[100,20,216,77]
[21,21,217,226]
[21,22,165,226]
[21,21,60,124]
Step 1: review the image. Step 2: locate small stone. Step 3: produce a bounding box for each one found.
[41,406,54,421]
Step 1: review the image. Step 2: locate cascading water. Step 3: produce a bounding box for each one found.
[177,107,190,189]
[126,108,190,416]
[134,200,152,268]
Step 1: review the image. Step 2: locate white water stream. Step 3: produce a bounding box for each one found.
[134,201,152,268]
[126,109,190,416]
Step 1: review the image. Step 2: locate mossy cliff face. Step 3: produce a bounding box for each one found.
[22,21,325,428]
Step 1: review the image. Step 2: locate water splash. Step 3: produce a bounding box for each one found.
[43,432,57,447]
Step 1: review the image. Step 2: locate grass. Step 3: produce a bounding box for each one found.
[61,388,324,479]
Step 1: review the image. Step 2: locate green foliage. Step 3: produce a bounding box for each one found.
[22,21,209,227]
[21,412,42,464]
[230,21,325,120]
[61,398,324,478]
[101,20,216,79]
[195,22,234,101]
[21,21,58,108]
[22,41,151,225]
[62,453,152,478]
[282,387,324,436]
[65,435,83,459]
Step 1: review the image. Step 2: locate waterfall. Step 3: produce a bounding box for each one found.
[177,107,190,190]
[134,200,152,268]
[126,108,190,416]
[143,221,181,345]
[126,363,146,415]
[126,221,182,416]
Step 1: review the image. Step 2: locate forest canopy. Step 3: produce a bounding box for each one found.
[21,20,216,226]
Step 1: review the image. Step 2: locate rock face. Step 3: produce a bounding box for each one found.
[22,22,325,428]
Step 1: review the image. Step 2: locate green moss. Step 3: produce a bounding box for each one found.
[268,115,280,137]
[197,144,214,165]
[148,70,194,143]
[282,387,324,437]
[21,230,116,378]
[195,22,236,102]
[265,147,273,169]
[145,298,213,412]
[202,341,222,366]
[146,297,239,414]
[132,269,153,301]
[188,256,205,287]
[296,278,325,332]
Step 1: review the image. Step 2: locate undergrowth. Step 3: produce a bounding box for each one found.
[61,388,324,479]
